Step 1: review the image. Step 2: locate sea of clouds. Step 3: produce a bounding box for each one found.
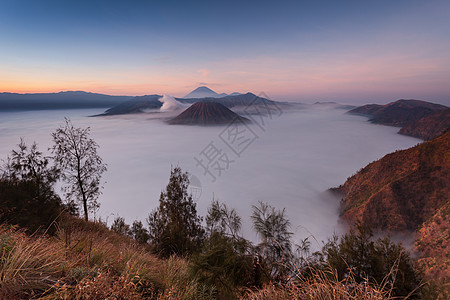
[0,105,420,247]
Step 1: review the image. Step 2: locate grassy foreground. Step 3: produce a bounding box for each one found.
[0,215,422,300]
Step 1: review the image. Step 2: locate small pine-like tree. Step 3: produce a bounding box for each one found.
[147,167,204,257]
[0,139,61,233]
[191,200,254,297]
[251,201,293,282]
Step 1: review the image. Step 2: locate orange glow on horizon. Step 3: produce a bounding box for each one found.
[1,51,448,103]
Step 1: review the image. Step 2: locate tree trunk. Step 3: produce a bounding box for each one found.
[76,156,88,221]
[79,179,88,221]
[83,194,88,221]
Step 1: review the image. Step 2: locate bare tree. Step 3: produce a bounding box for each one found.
[51,118,107,221]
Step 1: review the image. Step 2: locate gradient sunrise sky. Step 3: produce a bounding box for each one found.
[1,0,449,104]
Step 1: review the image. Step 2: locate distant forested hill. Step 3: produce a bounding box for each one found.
[349,99,449,140]
[0,91,132,111]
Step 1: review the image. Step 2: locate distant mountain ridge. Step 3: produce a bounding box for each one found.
[99,92,278,116]
[180,92,276,108]
[101,95,163,115]
[169,102,249,125]
[349,99,447,126]
[349,99,448,140]
[183,86,242,99]
[0,91,133,111]
[183,86,227,98]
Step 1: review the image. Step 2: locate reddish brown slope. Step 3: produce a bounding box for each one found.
[399,108,450,140]
[415,202,449,280]
[334,131,449,232]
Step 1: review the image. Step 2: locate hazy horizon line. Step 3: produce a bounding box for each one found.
[2,88,449,106]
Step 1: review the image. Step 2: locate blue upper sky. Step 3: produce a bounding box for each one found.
[1,0,449,104]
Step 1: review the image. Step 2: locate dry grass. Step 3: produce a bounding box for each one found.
[0,216,165,299]
[0,225,72,298]
[0,225,69,298]
[244,267,393,300]
[42,216,164,299]
[0,217,428,299]
[156,256,216,300]
[0,217,217,299]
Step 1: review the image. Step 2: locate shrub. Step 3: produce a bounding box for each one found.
[322,224,421,298]
[0,140,62,234]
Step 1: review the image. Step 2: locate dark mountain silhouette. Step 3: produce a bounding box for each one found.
[332,131,449,232]
[180,92,277,108]
[348,99,448,140]
[183,86,227,98]
[100,92,280,116]
[168,102,249,125]
[100,95,163,115]
[0,91,132,111]
[398,108,450,140]
[349,99,447,126]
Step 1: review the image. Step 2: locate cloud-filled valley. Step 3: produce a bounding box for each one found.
[0,106,421,247]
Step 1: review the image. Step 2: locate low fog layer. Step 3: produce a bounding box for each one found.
[0,107,420,247]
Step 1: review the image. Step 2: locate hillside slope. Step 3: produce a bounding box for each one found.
[333,132,449,283]
[334,131,449,231]
[415,201,449,280]
[398,108,450,140]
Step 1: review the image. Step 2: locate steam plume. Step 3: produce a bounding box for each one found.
[158,94,186,112]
